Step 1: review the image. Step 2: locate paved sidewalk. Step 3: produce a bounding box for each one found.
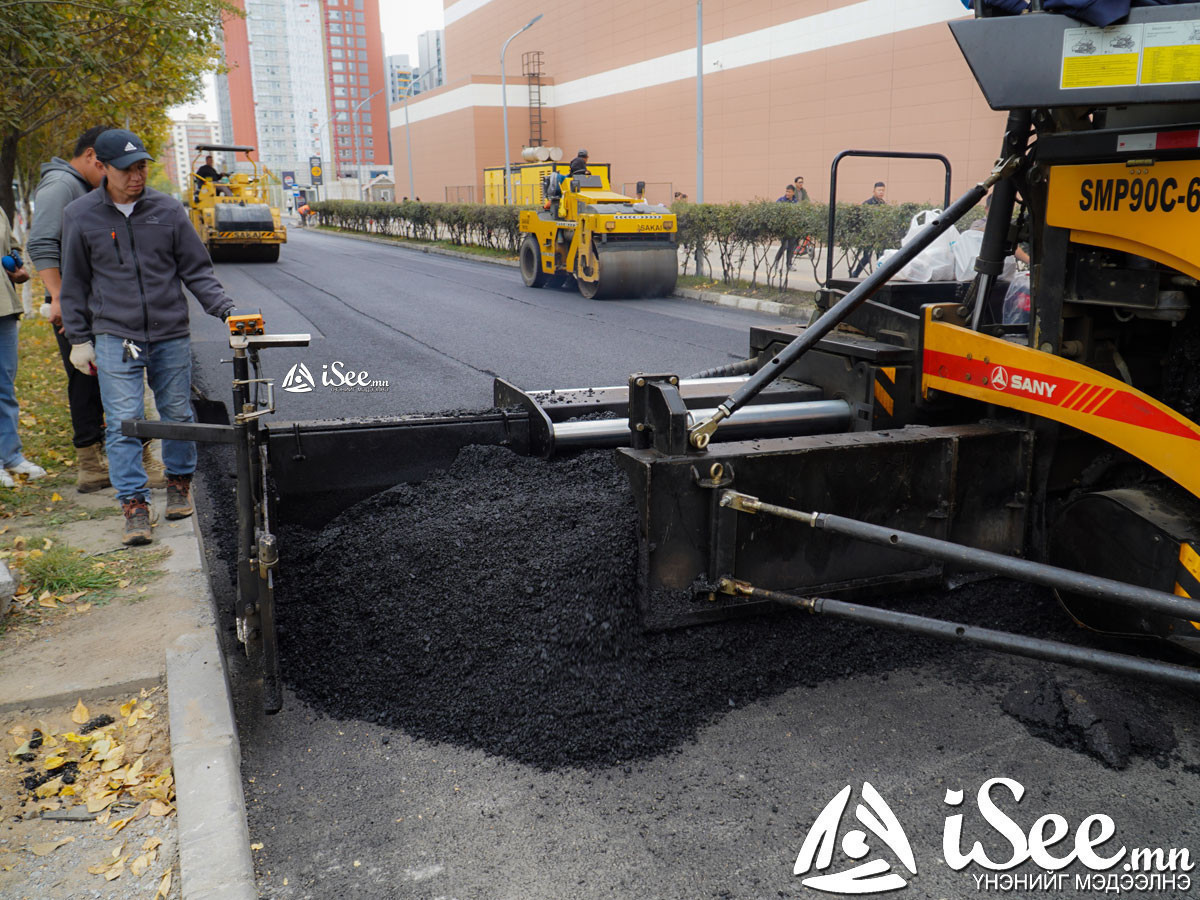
[0,485,253,900]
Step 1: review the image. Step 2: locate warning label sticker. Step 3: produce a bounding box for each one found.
[1142,21,1200,84]
[1061,24,1143,89]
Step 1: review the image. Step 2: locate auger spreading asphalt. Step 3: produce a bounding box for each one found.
[271,443,1167,770]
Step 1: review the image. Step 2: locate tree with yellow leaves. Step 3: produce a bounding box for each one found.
[0,0,238,220]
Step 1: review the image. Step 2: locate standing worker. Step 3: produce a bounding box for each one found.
[0,207,43,488]
[58,129,236,545]
[27,125,130,493]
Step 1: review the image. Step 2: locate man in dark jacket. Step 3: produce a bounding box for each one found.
[568,149,589,178]
[27,126,115,493]
[59,129,235,545]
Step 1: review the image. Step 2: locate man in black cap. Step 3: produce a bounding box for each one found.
[568,149,589,178]
[58,129,236,546]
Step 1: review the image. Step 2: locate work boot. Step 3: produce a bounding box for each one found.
[142,442,166,489]
[165,473,194,520]
[75,443,111,493]
[121,497,153,546]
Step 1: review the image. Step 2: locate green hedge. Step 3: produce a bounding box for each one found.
[311,198,985,288]
[310,199,526,251]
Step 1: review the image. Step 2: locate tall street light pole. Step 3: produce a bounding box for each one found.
[352,86,386,201]
[501,12,543,205]
[696,0,704,204]
[402,79,416,200]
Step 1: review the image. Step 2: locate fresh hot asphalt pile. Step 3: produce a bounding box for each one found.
[265,442,1190,771]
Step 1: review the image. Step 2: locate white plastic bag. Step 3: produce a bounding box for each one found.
[893,209,958,282]
[952,229,984,281]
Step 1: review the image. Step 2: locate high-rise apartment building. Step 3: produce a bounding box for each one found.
[416,29,445,92]
[387,54,418,105]
[216,0,389,189]
[164,113,222,195]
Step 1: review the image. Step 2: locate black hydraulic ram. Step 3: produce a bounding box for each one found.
[688,155,1024,450]
[720,490,1200,687]
[723,583,1200,691]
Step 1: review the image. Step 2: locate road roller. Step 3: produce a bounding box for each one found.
[517,168,678,299]
[130,4,1200,712]
[187,143,287,263]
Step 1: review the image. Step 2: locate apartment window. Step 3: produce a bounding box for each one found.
[333,73,345,83]
[333,87,346,97]
[358,63,368,73]
[330,35,342,45]
[356,38,366,48]
[334,99,347,109]
[364,137,373,147]
[331,48,344,59]
[328,10,341,19]
[354,0,363,7]
[328,22,342,32]
[360,112,371,123]
[331,61,344,71]
[356,25,365,35]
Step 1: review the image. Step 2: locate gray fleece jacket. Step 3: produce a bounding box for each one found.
[27,157,92,276]
[59,182,234,344]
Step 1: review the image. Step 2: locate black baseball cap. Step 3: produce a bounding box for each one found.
[94,129,153,169]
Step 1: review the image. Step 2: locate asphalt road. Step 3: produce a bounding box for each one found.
[190,229,1200,900]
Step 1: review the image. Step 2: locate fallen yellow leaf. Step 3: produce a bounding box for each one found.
[59,784,76,797]
[35,777,62,798]
[119,699,136,718]
[44,756,65,770]
[87,863,111,875]
[156,870,172,898]
[250,842,264,850]
[104,857,124,881]
[71,699,89,725]
[149,800,173,817]
[75,602,92,613]
[49,493,61,502]
[117,578,130,588]
[129,853,150,877]
[30,836,74,856]
[136,586,147,594]
[37,595,57,609]
[142,836,162,852]
[85,793,114,813]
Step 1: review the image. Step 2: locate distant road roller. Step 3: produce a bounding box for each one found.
[188,143,286,263]
[518,169,678,299]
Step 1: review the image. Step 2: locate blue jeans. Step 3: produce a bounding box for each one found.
[95,334,196,501]
[0,315,22,468]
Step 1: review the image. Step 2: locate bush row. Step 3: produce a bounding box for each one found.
[310,198,984,287]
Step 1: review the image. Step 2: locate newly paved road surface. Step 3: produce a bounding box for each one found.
[189,229,1200,900]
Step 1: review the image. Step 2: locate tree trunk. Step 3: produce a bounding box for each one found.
[0,130,18,223]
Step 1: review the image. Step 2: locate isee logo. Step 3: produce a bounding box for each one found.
[795,777,1194,895]
[282,363,315,394]
[280,360,390,394]
[794,782,917,894]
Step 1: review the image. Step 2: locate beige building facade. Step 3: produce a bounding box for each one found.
[390,0,1007,206]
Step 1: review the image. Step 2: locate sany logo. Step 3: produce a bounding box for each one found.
[794,782,917,894]
[281,362,315,393]
[989,365,1059,399]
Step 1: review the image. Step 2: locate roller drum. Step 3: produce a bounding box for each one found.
[578,243,678,300]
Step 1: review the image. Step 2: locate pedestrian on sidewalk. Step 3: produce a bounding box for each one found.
[849,181,887,278]
[773,184,800,272]
[58,129,236,546]
[26,126,156,494]
[792,175,810,203]
[0,208,45,488]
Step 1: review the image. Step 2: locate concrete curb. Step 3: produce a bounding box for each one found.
[308,226,813,316]
[166,516,257,900]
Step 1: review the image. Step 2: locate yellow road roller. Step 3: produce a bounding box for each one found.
[518,168,678,299]
[188,143,286,263]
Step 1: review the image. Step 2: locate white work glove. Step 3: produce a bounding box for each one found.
[69,341,97,376]
[39,302,52,320]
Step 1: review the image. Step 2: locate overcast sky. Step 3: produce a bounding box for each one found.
[170,0,447,119]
